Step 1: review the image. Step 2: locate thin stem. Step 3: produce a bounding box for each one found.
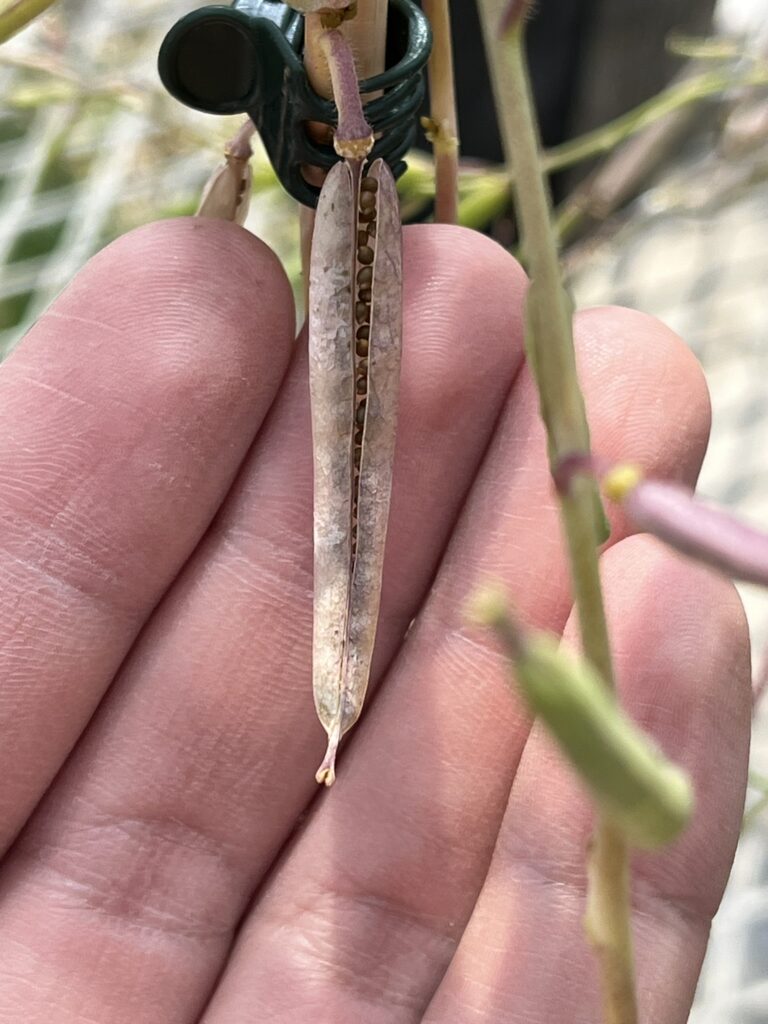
[415,59,768,234]
[0,0,57,44]
[477,3,636,1021]
[543,62,768,173]
[319,28,374,157]
[422,0,459,223]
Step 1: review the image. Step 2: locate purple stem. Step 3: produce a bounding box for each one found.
[625,480,768,587]
[320,29,374,156]
[499,0,533,35]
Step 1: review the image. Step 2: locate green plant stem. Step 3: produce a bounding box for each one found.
[476,3,636,1022]
[422,0,459,223]
[542,62,768,173]
[0,0,56,45]
[401,59,768,233]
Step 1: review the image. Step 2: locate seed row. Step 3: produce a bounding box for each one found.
[351,173,379,555]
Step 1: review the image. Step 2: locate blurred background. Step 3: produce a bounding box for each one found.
[0,0,766,1018]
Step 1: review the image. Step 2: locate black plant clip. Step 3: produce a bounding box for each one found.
[158,0,432,208]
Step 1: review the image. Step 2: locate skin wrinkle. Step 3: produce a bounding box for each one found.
[6,795,259,948]
[42,310,129,338]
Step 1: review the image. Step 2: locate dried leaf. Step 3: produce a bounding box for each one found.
[309,158,402,785]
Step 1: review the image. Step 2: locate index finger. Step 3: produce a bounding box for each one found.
[0,218,295,852]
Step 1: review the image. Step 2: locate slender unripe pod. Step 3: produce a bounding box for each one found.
[470,588,694,849]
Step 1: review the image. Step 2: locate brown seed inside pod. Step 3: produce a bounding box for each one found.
[357,229,368,248]
[360,190,376,212]
[357,266,373,286]
[356,337,369,357]
[361,176,379,193]
[356,301,371,323]
[356,376,367,394]
[357,246,374,265]
[358,208,376,224]
[356,401,366,425]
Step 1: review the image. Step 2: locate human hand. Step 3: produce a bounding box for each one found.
[0,220,750,1023]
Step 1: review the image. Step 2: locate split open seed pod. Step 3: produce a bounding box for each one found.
[309,157,402,786]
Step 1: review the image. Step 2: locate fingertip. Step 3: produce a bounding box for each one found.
[400,225,526,439]
[575,305,712,485]
[47,218,296,401]
[403,223,526,312]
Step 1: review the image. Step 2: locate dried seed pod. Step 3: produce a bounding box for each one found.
[309,158,402,786]
[196,150,252,225]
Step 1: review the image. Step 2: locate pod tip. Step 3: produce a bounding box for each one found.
[315,720,342,787]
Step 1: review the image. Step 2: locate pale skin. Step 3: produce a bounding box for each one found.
[0,218,751,1023]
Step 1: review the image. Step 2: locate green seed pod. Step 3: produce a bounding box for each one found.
[470,588,693,849]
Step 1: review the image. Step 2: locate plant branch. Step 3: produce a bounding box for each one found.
[476,2,636,1021]
[543,61,768,174]
[0,0,56,45]
[422,0,459,223]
